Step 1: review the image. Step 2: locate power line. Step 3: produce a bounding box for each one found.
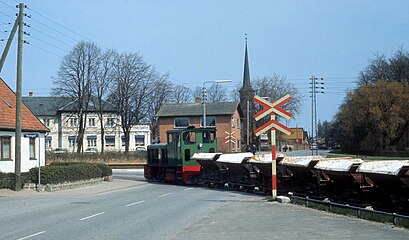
[26,6,109,50]
[30,35,70,53]
[0,10,15,20]
[30,26,73,48]
[30,43,63,58]
[0,1,15,11]
[28,17,80,43]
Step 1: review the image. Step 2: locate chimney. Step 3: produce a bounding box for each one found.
[29,91,33,97]
[195,96,202,104]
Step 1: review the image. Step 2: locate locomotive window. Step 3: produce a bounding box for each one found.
[183,132,196,144]
[185,149,191,161]
[203,131,215,143]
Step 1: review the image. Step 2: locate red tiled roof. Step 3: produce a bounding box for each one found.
[0,78,48,132]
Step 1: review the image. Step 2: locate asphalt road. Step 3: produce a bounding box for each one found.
[0,177,249,240]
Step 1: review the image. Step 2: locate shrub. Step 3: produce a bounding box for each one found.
[29,163,104,185]
[96,163,112,177]
[0,171,30,189]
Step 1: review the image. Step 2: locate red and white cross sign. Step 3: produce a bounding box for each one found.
[253,94,293,121]
[253,94,293,137]
[224,131,236,144]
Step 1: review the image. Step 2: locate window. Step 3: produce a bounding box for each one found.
[46,136,52,149]
[200,116,216,127]
[231,116,235,128]
[44,118,51,127]
[106,118,116,127]
[68,136,77,148]
[183,132,196,144]
[135,135,145,146]
[184,149,191,161]
[203,131,215,143]
[174,117,189,128]
[232,140,236,152]
[105,136,115,147]
[121,136,126,147]
[69,118,78,127]
[0,136,11,160]
[87,136,97,147]
[29,138,36,160]
[167,133,173,144]
[237,118,241,129]
[88,118,95,127]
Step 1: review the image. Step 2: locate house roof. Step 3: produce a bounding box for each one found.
[156,102,241,117]
[0,78,49,132]
[23,96,117,116]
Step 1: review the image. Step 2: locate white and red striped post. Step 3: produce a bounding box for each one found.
[253,94,293,201]
[271,113,277,199]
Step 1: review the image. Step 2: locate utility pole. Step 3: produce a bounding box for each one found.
[0,19,19,72]
[14,3,24,191]
[309,76,324,156]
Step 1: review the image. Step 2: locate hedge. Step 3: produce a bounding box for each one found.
[0,172,30,189]
[29,163,112,185]
[49,162,112,177]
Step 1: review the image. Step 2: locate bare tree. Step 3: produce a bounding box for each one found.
[53,41,101,153]
[207,83,228,102]
[358,49,409,85]
[172,84,192,104]
[230,83,241,102]
[147,74,172,142]
[91,49,116,153]
[252,74,302,115]
[111,52,157,153]
[192,87,203,101]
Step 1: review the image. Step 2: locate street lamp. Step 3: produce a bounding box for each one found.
[202,80,232,128]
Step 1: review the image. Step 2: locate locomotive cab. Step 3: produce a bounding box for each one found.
[144,127,217,184]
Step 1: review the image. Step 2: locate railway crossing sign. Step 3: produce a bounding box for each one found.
[253,94,293,201]
[253,94,293,136]
[224,131,236,144]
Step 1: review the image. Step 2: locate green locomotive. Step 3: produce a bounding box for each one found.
[144,126,217,184]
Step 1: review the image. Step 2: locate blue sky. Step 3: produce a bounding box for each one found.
[1,1,409,134]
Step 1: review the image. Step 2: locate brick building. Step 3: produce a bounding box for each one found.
[155,102,243,153]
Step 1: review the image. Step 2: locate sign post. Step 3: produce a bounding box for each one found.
[253,95,293,200]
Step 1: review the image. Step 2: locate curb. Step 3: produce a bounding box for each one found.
[24,177,112,192]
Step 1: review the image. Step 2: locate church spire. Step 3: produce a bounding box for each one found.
[243,36,251,88]
[239,35,255,148]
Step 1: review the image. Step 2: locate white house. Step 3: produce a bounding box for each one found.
[23,95,151,153]
[0,78,48,173]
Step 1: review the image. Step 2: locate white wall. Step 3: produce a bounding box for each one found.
[0,131,46,173]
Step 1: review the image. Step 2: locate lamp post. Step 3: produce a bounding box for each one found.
[202,80,232,127]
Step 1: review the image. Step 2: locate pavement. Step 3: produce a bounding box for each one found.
[0,178,145,198]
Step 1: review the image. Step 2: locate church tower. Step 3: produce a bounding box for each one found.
[239,38,255,149]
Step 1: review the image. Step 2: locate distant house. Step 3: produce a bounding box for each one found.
[0,78,49,173]
[155,101,243,153]
[23,95,151,153]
